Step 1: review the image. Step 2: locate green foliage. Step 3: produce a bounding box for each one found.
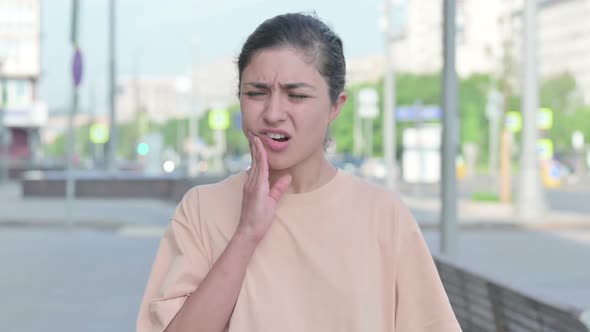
[194,104,248,155]
[550,106,590,152]
[395,73,442,105]
[540,73,590,153]
[459,74,490,145]
[331,73,491,159]
[471,191,499,202]
[43,72,589,166]
[540,73,578,113]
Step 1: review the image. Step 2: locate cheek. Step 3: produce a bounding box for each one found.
[239,101,256,132]
[297,110,330,143]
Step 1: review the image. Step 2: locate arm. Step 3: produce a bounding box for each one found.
[165,134,290,332]
[164,231,258,332]
[393,198,462,332]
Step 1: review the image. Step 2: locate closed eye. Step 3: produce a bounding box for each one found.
[289,94,309,100]
[244,91,266,97]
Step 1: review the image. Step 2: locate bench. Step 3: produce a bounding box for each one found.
[434,255,590,332]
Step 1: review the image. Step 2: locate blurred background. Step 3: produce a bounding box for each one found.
[0,0,589,331]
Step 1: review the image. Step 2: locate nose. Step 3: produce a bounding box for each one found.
[262,93,287,125]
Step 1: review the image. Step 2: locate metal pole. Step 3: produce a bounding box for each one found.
[65,86,79,224]
[66,0,80,225]
[188,42,200,177]
[487,89,502,177]
[0,62,8,183]
[382,0,397,190]
[441,0,458,257]
[366,118,373,158]
[106,0,117,172]
[489,116,499,176]
[188,106,199,176]
[516,0,547,221]
[353,101,362,156]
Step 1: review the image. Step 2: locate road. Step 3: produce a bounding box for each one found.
[0,228,158,332]
[1,226,589,332]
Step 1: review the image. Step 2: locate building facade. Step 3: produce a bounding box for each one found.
[537,0,590,103]
[0,0,46,162]
[116,76,193,124]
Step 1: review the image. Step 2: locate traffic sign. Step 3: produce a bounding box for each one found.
[89,123,109,144]
[537,108,553,130]
[357,88,379,119]
[537,139,554,161]
[396,105,442,122]
[208,109,230,130]
[505,111,523,132]
[72,48,83,87]
[137,142,149,155]
[572,131,584,151]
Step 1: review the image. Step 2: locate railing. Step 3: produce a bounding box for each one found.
[434,255,590,332]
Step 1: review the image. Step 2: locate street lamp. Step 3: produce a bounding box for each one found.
[516,0,547,221]
[106,0,118,172]
[379,0,398,191]
[441,0,459,257]
[0,56,9,183]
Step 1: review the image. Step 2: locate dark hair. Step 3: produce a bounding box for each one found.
[237,13,346,104]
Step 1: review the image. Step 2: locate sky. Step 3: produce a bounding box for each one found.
[40,0,385,114]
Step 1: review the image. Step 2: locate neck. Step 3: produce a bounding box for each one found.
[269,150,337,194]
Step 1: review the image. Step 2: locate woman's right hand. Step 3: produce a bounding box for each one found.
[235,132,292,244]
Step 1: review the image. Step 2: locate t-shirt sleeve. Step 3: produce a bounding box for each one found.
[136,187,211,332]
[393,198,462,332]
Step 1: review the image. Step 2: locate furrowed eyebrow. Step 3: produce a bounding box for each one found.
[281,82,316,90]
[243,82,316,90]
[244,82,270,89]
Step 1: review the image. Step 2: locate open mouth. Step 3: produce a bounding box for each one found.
[265,132,290,142]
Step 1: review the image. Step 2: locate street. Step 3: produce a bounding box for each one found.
[1,225,589,332]
[1,174,589,332]
[0,228,158,332]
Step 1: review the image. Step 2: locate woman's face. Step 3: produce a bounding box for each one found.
[239,47,346,171]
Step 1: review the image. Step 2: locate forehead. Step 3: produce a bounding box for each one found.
[241,47,324,86]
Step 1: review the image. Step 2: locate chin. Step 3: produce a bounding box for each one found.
[267,155,295,171]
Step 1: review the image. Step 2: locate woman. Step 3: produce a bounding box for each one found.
[137,13,461,332]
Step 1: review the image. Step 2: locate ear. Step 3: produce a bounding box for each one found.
[328,91,347,123]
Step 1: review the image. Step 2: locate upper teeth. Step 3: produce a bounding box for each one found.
[267,133,287,139]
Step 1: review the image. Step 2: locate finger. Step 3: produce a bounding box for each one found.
[249,132,257,171]
[252,135,262,188]
[256,135,269,188]
[246,132,256,187]
[269,174,292,202]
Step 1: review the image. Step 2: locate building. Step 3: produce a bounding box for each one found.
[116,76,193,124]
[0,0,46,162]
[381,0,590,103]
[347,55,385,85]
[389,0,511,77]
[537,0,590,103]
[192,57,238,110]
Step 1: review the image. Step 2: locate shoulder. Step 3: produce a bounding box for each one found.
[173,172,246,221]
[339,171,406,211]
[339,172,417,243]
[181,171,246,204]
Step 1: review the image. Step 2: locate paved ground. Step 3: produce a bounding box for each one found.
[0,182,174,229]
[0,228,157,332]
[1,227,588,332]
[1,176,589,332]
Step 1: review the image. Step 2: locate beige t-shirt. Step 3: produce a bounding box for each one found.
[137,170,461,332]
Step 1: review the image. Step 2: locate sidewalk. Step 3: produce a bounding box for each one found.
[402,195,590,229]
[1,180,588,231]
[0,182,176,230]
